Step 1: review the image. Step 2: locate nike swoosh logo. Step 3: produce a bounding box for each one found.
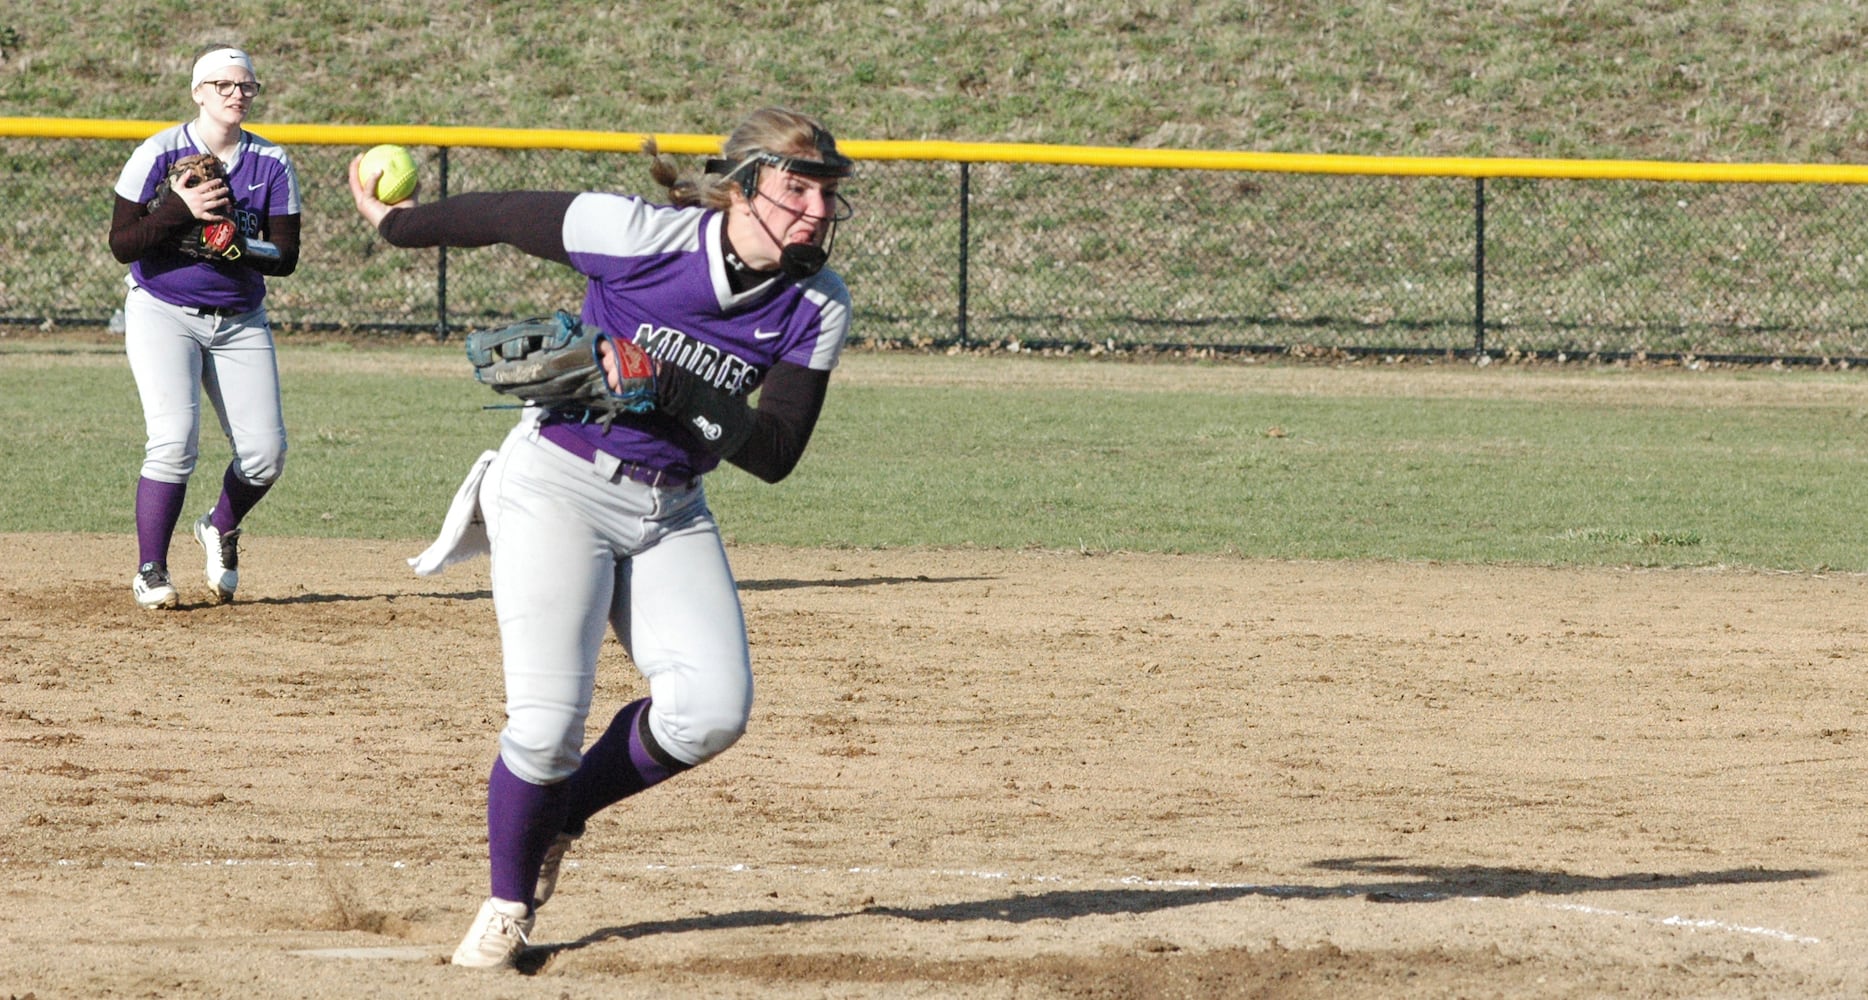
[753,328,783,340]
[247,182,265,190]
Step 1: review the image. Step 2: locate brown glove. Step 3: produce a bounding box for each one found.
[142,154,279,264]
[144,153,226,218]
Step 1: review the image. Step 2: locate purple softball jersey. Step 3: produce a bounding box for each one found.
[547,193,850,479]
[112,122,302,313]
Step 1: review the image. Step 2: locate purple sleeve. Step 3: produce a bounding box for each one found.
[263,157,300,218]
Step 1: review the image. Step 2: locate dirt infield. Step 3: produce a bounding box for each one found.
[3,532,1866,998]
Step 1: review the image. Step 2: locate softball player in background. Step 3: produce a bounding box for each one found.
[107,44,302,609]
[348,107,854,970]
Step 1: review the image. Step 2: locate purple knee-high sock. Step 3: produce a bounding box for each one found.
[560,698,693,837]
[135,477,188,568]
[209,463,271,533]
[486,756,570,908]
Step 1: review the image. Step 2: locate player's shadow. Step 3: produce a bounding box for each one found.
[737,574,993,592]
[516,857,1820,973]
[1303,856,1822,901]
[409,589,494,601]
[244,577,981,604]
[237,593,385,606]
[241,589,492,605]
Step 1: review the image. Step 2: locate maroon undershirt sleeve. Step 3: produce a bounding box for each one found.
[376,191,578,265]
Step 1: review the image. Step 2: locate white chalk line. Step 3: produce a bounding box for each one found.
[6,856,1820,948]
[1516,899,1820,945]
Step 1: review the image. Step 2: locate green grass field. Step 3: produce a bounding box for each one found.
[6,339,1864,573]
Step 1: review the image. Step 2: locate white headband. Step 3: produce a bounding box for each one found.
[191,48,256,90]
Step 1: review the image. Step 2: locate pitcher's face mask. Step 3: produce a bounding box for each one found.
[708,130,854,278]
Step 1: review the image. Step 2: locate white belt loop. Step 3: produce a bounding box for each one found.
[590,451,623,481]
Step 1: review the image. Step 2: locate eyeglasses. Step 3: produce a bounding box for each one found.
[201,80,262,98]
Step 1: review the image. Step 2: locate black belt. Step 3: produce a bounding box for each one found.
[183,304,249,317]
[538,422,699,490]
[611,461,698,490]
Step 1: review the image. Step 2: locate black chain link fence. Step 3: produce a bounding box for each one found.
[8,136,1868,362]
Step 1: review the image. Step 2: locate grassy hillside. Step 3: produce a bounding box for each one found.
[4,2,1868,163]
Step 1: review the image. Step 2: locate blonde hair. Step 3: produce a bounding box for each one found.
[647,107,845,210]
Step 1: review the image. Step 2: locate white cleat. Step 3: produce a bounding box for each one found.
[131,562,179,610]
[193,513,241,603]
[450,897,533,969]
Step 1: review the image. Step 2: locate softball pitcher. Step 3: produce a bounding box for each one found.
[348,107,854,970]
[107,44,302,610]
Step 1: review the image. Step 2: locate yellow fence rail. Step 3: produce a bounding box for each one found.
[7,116,1868,362]
[12,116,1868,184]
